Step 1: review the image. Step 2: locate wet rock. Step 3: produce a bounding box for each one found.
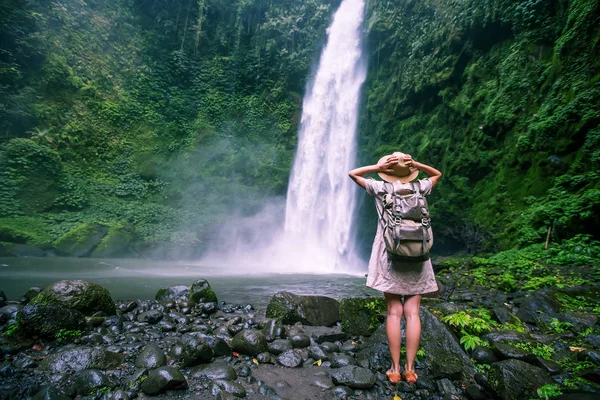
[484,330,532,345]
[330,353,355,368]
[263,318,285,341]
[515,291,561,325]
[0,291,6,307]
[0,334,34,355]
[437,378,461,397]
[330,366,376,389]
[289,331,311,348]
[136,310,163,324]
[40,346,123,373]
[118,301,137,313]
[357,324,391,371]
[277,349,303,368]
[560,312,598,331]
[16,305,86,337]
[74,369,109,395]
[104,389,130,400]
[585,334,600,349]
[22,287,43,304]
[257,351,272,363]
[488,359,553,400]
[31,386,71,400]
[305,325,348,344]
[420,307,478,381]
[471,346,498,364]
[339,297,385,336]
[535,357,562,374]
[190,361,237,380]
[140,366,188,395]
[189,279,218,304]
[155,285,190,302]
[492,342,534,361]
[211,379,247,398]
[331,386,355,399]
[53,223,108,256]
[321,342,340,353]
[581,349,600,366]
[169,337,213,367]
[190,333,232,357]
[202,302,218,314]
[269,339,293,355]
[308,345,331,362]
[492,305,519,325]
[32,280,116,315]
[266,291,340,326]
[123,368,148,394]
[89,224,135,258]
[231,329,268,356]
[135,344,166,368]
[465,383,486,400]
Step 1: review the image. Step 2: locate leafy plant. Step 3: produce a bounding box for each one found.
[536,383,562,400]
[55,329,83,344]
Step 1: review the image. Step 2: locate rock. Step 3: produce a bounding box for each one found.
[471,346,498,364]
[276,349,303,368]
[231,329,268,356]
[16,305,86,337]
[266,291,340,326]
[304,325,348,344]
[492,343,534,362]
[514,291,561,325]
[40,346,122,373]
[420,306,478,381]
[436,378,461,396]
[135,344,166,369]
[31,386,71,400]
[289,331,311,348]
[269,339,293,355]
[168,337,213,367]
[21,286,43,304]
[465,383,486,400]
[492,305,520,325]
[189,279,218,304]
[585,334,600,349]
[331,386,355,399]
[560,312,598,331]
[339,297,385,336]
[190,361,237,380]
[357,324,391,371]
[0,243,46,257]
[488,359,554,400]
[256,351,272,363]
[211,379,246,398]
[330,353,355,368]
[330,366,376,389]
[155,285,189,302]
[74,369,109,395]
[263,318,285,341]
[123,368,148,394]
[535,357,562,374]
[308,345,331,362]
[136,310,163,324]
[557,395,600,400]
[53,223,109,257]
[0,333,34,355]
[190,333,232,357]
[105,389,130,400]
[140,366,188,395]
[0,291,6,307]
[32,280,116,315]
[484,330,532,345]
[90,224,135,258]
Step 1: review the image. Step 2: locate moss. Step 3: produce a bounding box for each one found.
[0,217,52,245]
[339,297,386,336]
[90,222,136,258]
[265,299,295,321]
[53,223,108,256]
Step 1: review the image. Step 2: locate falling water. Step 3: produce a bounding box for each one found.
[283,0,367,270]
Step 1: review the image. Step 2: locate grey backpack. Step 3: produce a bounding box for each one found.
[377,181,433,262]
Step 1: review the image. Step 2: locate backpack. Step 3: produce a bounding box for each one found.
[376,181,433,262]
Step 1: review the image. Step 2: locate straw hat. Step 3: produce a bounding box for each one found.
[377,152,419,183]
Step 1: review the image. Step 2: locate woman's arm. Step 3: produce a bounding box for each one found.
[348,154,398,189]
[405,155,442,187]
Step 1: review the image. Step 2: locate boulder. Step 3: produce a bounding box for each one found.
[487,359,554,400]
[231,329,268,356]
[74,369,110,395]
[40,346,122,373]
[266,291,340,326]
[276,349,303,368]
[168,337,213,367]
[330,366,376,389]
[210,380,247,398]
[190,361,237,380]
[141,366,188,395]
[32,280,116,315]
[356,324,391,372]
[155,285,190,302]
[420,306,478,382]
[515,291,562,325]
[135,344,166,369]
[90,224,135,258]
[53,223,109,257]
[339,297,386,336]
[16,305,86,337]
[189,279,218,304]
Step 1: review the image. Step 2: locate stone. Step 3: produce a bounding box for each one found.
[484,330,532,345]
[436,378,461,396]
[304,325,348,344]
[169,337,213,367]
[189,279,218,304]
[357,324,391,372]
[231,329,268,356]
[140,366,188,395]
[32,280,116,315]
[136,310,163,324]
[514,291,561,325]
[560,311,598,331]
[331,386,355,399]
[263,318,285,341]
[155,285,189,302]
[190,361,237,380]
[492,342,534,362]
[211,379,246,398]
[488,359,554,400]
[471,346,498,364]
[465,383,486,400]
[31,386,71,400]
[339,297,385,336]
[268,339,293,355]
[420,307,478,381]
[89,224,135,258]
[330,366,376,389]
[135,344,166,369]
[0,291,7,308]
[16,305,86,337]
[492,305,519,325]
[330,353,355,368]
[289,332,311,348]
[74,369,109,395]
[321,342,340,353]
[22,287,43,304]
[40,346,122,373]
[190,333,232,357]
[585,334,600,349]
[53,223,109,257]
[308,345,331,362]
[266,291,340,326]
[276,349,303,368]
[535,357,562,374]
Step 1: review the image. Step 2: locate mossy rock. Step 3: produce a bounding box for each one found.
[339,297,386,336]
[90,223,136,258]
[53,223,109,257]
[188,279,218,304]
[265,292,340,326]
[32,280,116,315]
[0,242,46,257]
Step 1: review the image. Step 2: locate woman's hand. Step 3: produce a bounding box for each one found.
[404,154,415,168]
[377,154,399,173]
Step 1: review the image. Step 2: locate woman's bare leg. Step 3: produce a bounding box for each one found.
[403,294,422,372]
[384,292,404,374]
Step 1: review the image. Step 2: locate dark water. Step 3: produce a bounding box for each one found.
[0,257,378,311]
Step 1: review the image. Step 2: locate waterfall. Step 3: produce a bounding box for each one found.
[283,0,367,270]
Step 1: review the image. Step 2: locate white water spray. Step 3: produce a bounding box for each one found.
[283,0,367,270]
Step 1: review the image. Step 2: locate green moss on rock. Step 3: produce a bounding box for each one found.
[53,223,109,257]
[339,297,386,336]
[90,223,136,258]
[32,280,116,315]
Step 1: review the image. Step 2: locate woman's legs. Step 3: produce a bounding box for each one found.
[384,292,403,374]
[403,294,422,372]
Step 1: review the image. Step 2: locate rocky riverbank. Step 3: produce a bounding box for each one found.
[0,274,599,400]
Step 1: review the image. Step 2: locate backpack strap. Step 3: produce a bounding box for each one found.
[376,182,395,231]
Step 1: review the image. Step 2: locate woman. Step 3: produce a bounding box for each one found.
[348,152,442,384]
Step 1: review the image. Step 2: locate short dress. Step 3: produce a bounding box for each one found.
[365,178,439,296]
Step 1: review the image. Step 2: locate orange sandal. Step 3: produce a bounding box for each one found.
[386,371,402,384]
[402,370,418,384]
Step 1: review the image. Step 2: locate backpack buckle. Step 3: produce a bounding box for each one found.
[421,218,431,227]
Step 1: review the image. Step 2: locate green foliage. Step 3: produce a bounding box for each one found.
[442,309,497,351]
[513,341,554,360]
[546,317,573,334]
[3,322,22,337]
[339,297,386,335]
[54,328,83,344]
[535,383,563,400]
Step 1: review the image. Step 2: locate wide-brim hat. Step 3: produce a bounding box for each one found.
[377,152,419,183]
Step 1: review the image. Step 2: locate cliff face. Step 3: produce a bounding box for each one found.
[0,0,598,253]
[358,0,600,253]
